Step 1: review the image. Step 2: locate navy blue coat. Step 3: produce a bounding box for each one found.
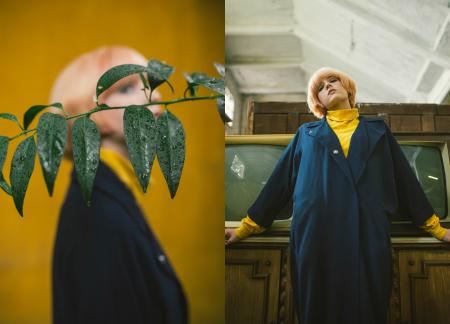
[248,116,434,324]
[53,161,187,324]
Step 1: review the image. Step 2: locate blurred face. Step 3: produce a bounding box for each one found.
[317,76,349,110]
[95,74,162,138]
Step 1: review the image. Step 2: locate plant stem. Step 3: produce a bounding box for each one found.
[8,94,222,141]
[8,129,36,141]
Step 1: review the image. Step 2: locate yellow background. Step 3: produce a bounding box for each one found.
[0,0,224,323]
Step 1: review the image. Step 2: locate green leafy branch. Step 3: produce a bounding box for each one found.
[0,60,225,216]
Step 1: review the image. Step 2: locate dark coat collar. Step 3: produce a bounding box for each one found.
[71,161,151,237]
[304,116,387,185]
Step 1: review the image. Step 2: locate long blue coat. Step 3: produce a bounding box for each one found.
[53,161,187,324]
[248,116,433,324]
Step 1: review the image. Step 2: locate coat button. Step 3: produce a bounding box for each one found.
[158,255,166,263]
[308,130,313,135]
[333,149,339,154]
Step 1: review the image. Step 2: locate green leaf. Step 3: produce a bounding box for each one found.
[198,77,225,95]
[10,136,36,216]
[123,105,157,193]
[217,96,231,123]
[186,72,209,83]
[0,113,19,123]
[0,113,22,130]
[0,175,11,195]
[37,113,68,196]
[183,72,208,96]
[156,110,185,198]
[146,59,175,92]
[23,103,63,130]
[139,72,150,90]
[183,73,224,95]
[0,136,9,170]
[0,136,11,195]
[72,116,100,205]
[50,103,63,109]
[214,63,225,77]
[96,64,147,98]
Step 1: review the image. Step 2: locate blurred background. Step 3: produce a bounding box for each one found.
[225,0,450,134]
[0,0,224,323]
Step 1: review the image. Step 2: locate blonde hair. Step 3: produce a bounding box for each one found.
[49,46,148,155]
[307,67,357,118]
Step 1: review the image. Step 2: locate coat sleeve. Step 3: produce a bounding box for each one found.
[386,126,435,227]
[247,126,303,228]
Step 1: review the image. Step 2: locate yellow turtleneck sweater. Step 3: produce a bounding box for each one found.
[99,148,146,206]
[235,109,446,240]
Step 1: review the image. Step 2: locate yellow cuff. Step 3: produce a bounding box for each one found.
[420,214,447,240]
[235,215,266,239]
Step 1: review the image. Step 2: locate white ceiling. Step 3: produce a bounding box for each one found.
[226,0,450,104]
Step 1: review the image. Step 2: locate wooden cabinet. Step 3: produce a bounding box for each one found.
[390,242,450,324]
[225,240,295,324]
[226,236,450,324]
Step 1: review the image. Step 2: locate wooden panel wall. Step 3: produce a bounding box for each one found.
[250,102,450,134]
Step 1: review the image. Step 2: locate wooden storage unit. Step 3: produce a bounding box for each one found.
[390,241,450,324]
[226,236,450,324]
[249,102,450,134]
[225,239,294,324]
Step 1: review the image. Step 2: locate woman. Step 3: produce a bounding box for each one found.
[225,67,450,324]
[51,46,187,324]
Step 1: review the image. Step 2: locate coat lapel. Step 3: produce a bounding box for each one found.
[308,118,354,185]
[71,162,151,238]
[346,116,386,184]
[306,116,387,185]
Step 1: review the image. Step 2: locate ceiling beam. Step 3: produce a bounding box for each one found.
[316,0,450,69]
[292,26,407,99]
[428,70,450,104]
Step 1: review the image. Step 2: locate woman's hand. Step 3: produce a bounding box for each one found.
[225,228,241,246]
[441,228,450,243]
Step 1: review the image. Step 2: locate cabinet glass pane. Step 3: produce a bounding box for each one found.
[400,145,447,219]
[225,144,291,221]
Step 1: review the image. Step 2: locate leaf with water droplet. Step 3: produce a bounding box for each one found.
[139,72,150,90]
[199,77,224,95]
[96,64,147,98]
[156,110,185,198]
[72,116,100,205]
[123,105,157,193]
[183,72,208,96]
[0,136,11,195]
[23,103,63,130]
[37,112,68,196]
[216,96,231,123]
[147,59,175,93]
[183,72,224,95]
[10,136,36,216]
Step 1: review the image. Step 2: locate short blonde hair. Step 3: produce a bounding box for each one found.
[307,67,357,118]
[49,46,148,155]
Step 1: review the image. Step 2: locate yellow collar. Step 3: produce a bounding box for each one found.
[326,108,359,122]
[99,148,145,205]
